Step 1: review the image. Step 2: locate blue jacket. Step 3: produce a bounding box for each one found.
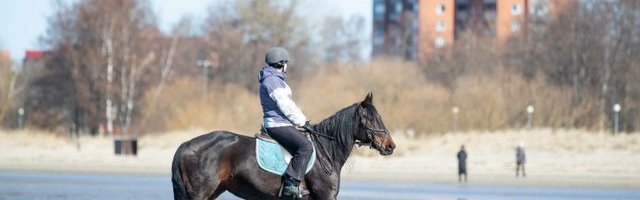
[258,66,307,128]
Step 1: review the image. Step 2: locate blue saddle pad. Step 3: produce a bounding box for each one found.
[255,136,316,175]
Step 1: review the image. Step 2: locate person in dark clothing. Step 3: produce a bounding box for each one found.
[258,47,315,199]
[457,145,468,183]
[516,143,526,177]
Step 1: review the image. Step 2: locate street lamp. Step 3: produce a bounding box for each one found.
[452,106,459,133]
[17,108,24,129]
[613,103,621,135]
[197,59,211,100]
[526,104,534,129]
[106,98,114,135]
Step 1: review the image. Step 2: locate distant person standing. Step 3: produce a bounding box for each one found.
[516,143,526,177]
[457,145,468,183]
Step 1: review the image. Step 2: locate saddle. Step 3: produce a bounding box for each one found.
[255,129,316,176]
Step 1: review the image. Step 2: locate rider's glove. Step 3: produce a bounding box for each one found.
[302,121,315,133]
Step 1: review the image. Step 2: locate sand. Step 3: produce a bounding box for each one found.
[1,128,639,188]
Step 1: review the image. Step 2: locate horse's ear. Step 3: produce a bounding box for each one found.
[361,92,373,106]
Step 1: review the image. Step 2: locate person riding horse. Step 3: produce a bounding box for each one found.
[258,47,315,198]
[171,47,395,199]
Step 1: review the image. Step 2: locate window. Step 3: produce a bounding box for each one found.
[511,21,521,32]
[435,37,446,48]
[435,20,446,32]
[374,3,385,21]
[389,2,403,21]
[511,4,522,15]
[395,2,403,13]
[373,27,385,46]
[531,1,549,19]
[436,4,445,15]
[409,0,419,12]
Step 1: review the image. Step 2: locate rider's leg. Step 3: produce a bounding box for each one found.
[266,126,313,197]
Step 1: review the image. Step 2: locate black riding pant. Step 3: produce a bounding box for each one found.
[266,126,313,183]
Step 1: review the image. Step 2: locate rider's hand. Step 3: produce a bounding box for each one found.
[302,121,314,132]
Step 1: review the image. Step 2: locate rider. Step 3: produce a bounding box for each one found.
[258,47,315,198]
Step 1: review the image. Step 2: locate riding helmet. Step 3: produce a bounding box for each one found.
[265,47,289,66]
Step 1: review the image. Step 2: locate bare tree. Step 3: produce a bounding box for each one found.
[320,15,367,63]
[510,0,640,131]
[616,0,640,132]
[137,17,195,131]
[38,0,160,134]
[0,52,12,123]
[202,0,316,88]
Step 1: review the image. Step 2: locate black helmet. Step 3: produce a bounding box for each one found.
[265,47,289,66]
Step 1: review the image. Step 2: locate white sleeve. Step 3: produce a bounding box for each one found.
[269,88,307,126]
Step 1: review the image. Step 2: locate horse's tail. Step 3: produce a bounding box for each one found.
[172,142,190,200]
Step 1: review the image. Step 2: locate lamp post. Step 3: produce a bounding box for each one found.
[526,104,534,129]
[197,60,211,100]
[452,106,459,133]
[106,98,113,135]
[613,103,621,135]
[17,107,24,129]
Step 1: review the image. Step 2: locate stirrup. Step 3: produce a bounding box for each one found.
[278,183,309,199]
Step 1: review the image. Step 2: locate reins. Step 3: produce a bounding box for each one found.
[309,131,336,175]
[303,129,336,141]
[309,121,388,175]
[303,128,340,175]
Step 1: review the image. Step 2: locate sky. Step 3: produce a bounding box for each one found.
[0,0,371,63]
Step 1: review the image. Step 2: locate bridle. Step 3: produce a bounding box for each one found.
[306,122,388,146]
[354,106,389,147]
[310,106,390,175]
[355,123,389,147]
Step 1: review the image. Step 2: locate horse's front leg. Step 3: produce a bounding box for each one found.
[305,172,340,200]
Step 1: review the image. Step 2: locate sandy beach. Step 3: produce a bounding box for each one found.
[1,128,639,189]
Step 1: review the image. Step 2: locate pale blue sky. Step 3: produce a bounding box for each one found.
[0,0,371,62]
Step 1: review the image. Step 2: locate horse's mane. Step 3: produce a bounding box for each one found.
[312,103,361,174]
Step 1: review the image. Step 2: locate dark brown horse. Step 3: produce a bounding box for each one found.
[171,93,395,200]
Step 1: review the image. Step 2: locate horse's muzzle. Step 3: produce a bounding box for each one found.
[379,142,395,156]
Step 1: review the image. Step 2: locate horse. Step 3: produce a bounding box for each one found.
[171,93,396,200]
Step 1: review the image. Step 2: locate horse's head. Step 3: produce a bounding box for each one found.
[355,93,395,156]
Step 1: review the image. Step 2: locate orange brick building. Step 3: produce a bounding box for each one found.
[0,50,9,63]
[0,50,10,71]
[373,0,559,61]
[497,0,528,43]
[418,0,455,59]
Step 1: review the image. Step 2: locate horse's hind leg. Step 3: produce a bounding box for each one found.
[186,175,220,200]
[208,159,232,199]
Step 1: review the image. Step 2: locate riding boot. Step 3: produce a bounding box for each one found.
[281,175,309,199]
[282,177,301,198]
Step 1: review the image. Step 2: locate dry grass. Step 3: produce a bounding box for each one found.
[297,59,451,133]
[140,78,261,134]
[452,69,582,130]
[136,58,619,136]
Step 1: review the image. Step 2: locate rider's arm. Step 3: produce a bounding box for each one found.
[264,77,307,126]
